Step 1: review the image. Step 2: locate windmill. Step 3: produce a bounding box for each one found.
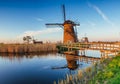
[46,5,80,43]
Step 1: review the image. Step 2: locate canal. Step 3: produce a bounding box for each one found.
[0,50,102,84]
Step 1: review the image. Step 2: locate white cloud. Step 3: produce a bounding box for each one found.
[88,21,96,27]
[88,2,114,26]
[17,28,62,38]
[35,17,43,21]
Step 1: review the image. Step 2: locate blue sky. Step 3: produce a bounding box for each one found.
[0,0,120,43]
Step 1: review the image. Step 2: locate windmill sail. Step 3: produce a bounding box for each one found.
[74,26,78,42]
[62,4,66,21]
[45,23,63,28]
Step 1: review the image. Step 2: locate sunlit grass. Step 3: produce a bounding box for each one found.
[89,54,120,84]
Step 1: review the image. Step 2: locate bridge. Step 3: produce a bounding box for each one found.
[58,42,120,58]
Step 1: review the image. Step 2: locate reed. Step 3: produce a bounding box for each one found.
[0,43,57,54]
[58,58,106,84]
[56,63,98,84]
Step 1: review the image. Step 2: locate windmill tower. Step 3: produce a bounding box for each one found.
[46,5,80,43]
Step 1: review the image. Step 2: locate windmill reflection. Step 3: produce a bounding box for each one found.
[66,54,79,70]
[52,51,80,70]
[51,54,80,70]
[52,50,101,70]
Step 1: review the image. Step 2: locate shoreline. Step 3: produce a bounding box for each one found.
[0,43,57,54]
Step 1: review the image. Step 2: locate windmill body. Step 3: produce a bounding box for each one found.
[46,5,80,43]
[63,20,78,43]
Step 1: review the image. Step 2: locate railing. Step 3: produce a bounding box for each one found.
[59,42,120,52]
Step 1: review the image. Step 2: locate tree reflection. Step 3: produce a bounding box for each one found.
[0,52,57,62]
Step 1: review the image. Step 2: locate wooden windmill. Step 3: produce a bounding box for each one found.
[46,5,80,43]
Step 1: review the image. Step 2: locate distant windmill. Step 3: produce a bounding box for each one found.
[46,5,80,43]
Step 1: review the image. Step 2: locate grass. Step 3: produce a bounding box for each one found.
[89,54,120,84]
[54,53,120,84]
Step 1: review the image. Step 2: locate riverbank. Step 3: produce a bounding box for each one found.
[0,43,57,54]
[55,53,120,84]
[89,53,120,84]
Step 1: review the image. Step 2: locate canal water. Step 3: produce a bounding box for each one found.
[0,50,101,84]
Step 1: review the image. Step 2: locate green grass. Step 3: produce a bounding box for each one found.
[54,53,120,84]
[90,54,120,84]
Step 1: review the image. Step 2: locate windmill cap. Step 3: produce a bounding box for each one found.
[63,20,80,26]
[63,20,75,24]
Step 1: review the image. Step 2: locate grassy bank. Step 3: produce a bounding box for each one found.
[89,54,120,84]
[54,53,120,84]
[0,43,57,54]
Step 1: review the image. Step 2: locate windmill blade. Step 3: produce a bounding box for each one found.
[73,23,80,42]
[72,20,80,26]
[51,66,67,69]
[74,23,80,42]
[46,23,63,28]
[51,65,67,70]
[74,23,80,26]
[62,4,66,21]
[46,23,63,25]
[74,26,79,42]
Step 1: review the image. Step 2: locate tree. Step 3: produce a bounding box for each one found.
[23,36,32,44]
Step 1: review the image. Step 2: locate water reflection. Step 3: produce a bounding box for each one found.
[0,52,57,62]
[0,50,105,84]
[52,50,100,71]
[66,55,79,70]
[51,54,80,70]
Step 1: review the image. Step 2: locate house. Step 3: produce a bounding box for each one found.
[33,40,43,44]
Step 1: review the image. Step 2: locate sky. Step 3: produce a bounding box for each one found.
[0,0,120,43]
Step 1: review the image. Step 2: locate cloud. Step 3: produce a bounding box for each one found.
[18,28,62,38]
[88,2,114,26]
[35,17,43,21]
[88,21,96,27]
